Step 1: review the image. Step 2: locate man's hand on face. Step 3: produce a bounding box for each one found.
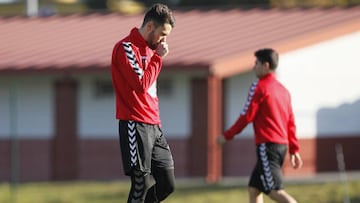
[156,39,169,57]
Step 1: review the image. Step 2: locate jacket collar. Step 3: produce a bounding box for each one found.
[260,72,275,80]
[129,27,149,48]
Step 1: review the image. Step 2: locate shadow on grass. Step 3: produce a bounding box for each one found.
[350,197,360,203]
[83,193,121,201]
[174,184,245,193]
[327,198,360,203]
[80,183,245,202]
[82,191,128,202]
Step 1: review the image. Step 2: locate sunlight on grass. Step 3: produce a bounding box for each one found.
[0,180,359,203]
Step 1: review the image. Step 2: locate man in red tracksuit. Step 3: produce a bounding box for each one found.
[218,48,303,203]
[111,4,175,203]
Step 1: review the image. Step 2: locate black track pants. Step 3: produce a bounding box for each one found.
[127,168,175,203]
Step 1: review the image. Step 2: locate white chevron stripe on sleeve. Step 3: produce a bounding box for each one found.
[241,81,258,116]
[123,42,144,79]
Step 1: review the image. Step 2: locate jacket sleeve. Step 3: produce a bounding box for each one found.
[287,104,300,154]
[224,82,262,140]
[112,42,162,93]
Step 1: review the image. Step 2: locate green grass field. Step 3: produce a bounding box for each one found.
[1,179,360,203]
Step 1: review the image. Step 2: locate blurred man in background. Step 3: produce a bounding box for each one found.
[218,48,303,203]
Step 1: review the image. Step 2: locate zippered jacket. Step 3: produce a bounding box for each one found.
[223,73,300,154]
[111,28,162,124]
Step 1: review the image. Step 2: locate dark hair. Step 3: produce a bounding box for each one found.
[141,3,175,28]
[254,48,279,70]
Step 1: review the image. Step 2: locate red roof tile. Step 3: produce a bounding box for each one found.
[1,7,360,77]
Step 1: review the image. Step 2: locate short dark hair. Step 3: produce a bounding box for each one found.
[254,48,279,70]
[141,3,175,28]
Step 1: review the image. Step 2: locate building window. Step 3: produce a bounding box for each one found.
[92,79,173,98]
[94,80,113,98]
[158,78,173,97]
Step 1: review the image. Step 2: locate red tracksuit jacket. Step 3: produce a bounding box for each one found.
[111,28,162,124]
[223,73,300,154]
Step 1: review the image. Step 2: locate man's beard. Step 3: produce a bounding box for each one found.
[147,30,157,50]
